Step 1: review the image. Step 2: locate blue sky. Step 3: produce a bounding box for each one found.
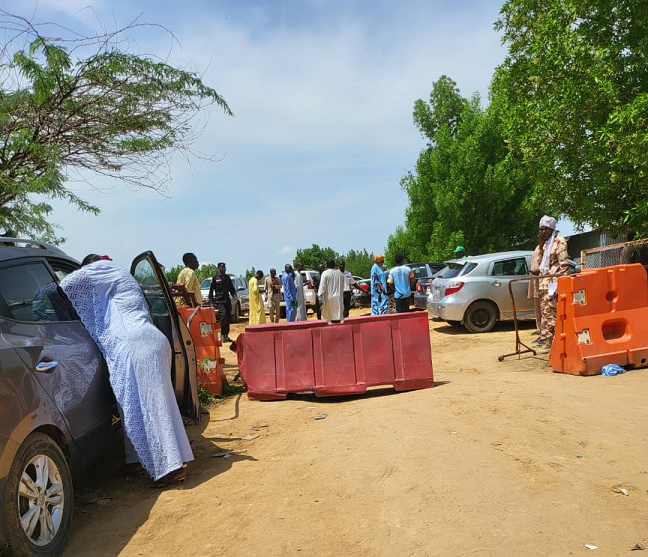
[9,0,573,275]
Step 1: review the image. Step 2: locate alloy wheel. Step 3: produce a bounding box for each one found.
[18,455,65,546]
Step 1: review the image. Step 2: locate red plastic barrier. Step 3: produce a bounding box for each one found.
[549,264,648,375]
[177,306,226,395]
[237,313,434,400]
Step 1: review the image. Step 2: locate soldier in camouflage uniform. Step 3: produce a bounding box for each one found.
[536,215,570,346]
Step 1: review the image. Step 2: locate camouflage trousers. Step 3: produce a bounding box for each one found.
[539,290,557,341]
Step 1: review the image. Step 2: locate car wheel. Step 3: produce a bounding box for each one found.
[280,306,286,319]
[231,302,241,323]
[388,295,396,314]
[463,301,498,333]
[3,432,73,557]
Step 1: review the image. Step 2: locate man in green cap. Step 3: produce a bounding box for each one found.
[453,246,468,258]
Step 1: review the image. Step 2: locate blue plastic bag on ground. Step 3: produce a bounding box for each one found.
[601,364,626,376]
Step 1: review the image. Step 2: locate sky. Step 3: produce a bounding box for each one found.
[7,0,576,275]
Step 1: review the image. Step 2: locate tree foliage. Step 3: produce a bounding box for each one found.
[294,244,339,270]
[0,14,232,242]
[293,244,374,277]
[341,248,374,278]
[197,264,219,282]
[494,0,648,234]
[387,76,538,262]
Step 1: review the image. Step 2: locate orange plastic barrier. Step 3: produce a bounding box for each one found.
[549,264,648,375]
[236,312,434,400]
[177,306,226,395]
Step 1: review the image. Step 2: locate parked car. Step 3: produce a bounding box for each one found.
[413,270,443,310]
[200,275,249,323]
[383,262,444,312]
[427,251,581,333]
[0,239,199,556]
[351,278,371,308]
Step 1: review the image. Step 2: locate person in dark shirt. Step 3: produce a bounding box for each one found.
[208,262,237,342]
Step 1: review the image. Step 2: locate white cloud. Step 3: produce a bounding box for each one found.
[279,246,294,255]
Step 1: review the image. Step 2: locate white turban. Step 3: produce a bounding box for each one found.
[539,215,556,229]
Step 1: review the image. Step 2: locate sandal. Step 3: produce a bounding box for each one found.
[153,467,187,488]
[124,462,144,476]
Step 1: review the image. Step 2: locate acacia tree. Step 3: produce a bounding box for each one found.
[495,0,648,234]
[0,12,232,242]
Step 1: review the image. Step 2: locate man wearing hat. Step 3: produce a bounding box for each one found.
[536,216,569,347]
[453,246,468,259]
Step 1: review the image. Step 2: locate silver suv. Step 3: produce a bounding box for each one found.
[427,250,579,333]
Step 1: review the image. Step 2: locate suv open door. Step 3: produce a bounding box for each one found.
[130,251,201,422]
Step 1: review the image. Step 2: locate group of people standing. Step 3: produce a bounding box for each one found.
[370,253,416,315]
[246,259,360,325]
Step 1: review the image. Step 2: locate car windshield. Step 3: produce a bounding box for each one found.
[410,264,431,278]
[436,262,478,279]
[435,263,465,279]
[200,278,211,289]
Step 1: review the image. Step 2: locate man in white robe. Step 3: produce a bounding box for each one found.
[317,258,344,322]
[295,261,308,321]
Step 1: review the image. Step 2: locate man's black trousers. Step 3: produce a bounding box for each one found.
[217,300,232,339]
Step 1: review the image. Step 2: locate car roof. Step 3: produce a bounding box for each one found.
[0,237,72,263]
[445,250,534,264]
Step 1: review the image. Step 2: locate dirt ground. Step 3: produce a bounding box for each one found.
[66,307,648,557]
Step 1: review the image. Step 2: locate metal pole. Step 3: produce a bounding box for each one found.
[498,273,569,362]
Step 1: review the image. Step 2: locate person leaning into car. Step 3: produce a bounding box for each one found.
[209,262,237,342]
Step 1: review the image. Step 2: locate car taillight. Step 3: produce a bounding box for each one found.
[445,282,464,296]
[416,282,422,292]
[307,280,314,289]
[360,283,369,292]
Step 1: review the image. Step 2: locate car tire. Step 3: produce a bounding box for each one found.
[463,301,498,333]
[231,302,241,323]
[3,432,73,557]
[388,295,396,314]
[280,306,286,319]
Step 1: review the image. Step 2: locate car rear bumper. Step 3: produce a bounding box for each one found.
[426,298,467,322]
[413,293,428,310]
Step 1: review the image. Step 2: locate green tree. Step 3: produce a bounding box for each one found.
[342,248,374,278]
[387,77,537,262]
[165,264,183,284]
[494,0,648,234]
[294,244,339,269]
[0,17,232,242]
[245,267,256,281]
[196,264,218,282]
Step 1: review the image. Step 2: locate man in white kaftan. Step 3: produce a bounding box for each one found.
[317,259,344,321]
[294,261,308,321]
[60,258,193,483]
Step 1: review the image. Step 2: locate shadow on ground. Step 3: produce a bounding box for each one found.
[66,399,253,557]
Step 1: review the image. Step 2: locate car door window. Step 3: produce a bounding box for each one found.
[491,258,529,277]
[0,262,75,322]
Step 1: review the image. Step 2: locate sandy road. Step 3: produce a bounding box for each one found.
[66,308,648,556]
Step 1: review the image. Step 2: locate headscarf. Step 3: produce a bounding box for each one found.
[374,254,385,264]
[539,216,557,270]
[539,215,556,230]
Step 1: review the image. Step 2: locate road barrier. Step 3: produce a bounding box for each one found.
[549,264,648,375]
[236,312,434,400]
[177,306,226,395]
